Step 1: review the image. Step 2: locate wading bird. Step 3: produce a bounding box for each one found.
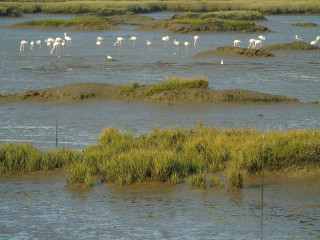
[30,41,34,51]
[248,39,256,48]
[36,40,42,51]
[258,35,266,41]
[254,39,263,48]
[130,36,137,47]
[234,40,241,47]
[114,37,124,48]
[20,40,28,52]
[162,36,170,47]
[147,40,152,52]
[64,32,72,47]
[107,55,113,61]
[184,41,190,53]
[295,35,303,41]
[174,39,180,52]
[194,35,199,46]
[96,40,102,54]
[221,59,224,65]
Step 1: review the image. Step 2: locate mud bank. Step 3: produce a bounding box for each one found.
[0,82,299,104]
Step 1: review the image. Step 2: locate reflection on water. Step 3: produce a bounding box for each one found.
[0,172,319,239]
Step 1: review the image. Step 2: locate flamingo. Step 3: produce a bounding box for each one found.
[162,36,170,47]
[20,40,28,52]
[114,37,124,48]
[30,41,34,51]
[194,35,199,46]
[174,39,180,52]
[254,39,262,48]
[96,40,102,54]
[51,40,61,55]
[97,37,104,41]
[295,35,303,41]
[130,36,137,47]
[316,36,320,41]
[234,40,241,47]
[258,35,266,41]
[221,59,224,65]
[184,41,190,53]
[64,32,72,47]
[147,40,152,52]
[248,39,256,48]
[45,40,52,52]
[36,40,42,51]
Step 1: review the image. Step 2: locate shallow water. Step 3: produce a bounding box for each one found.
[0,14,320,149]
[0,172,319,239]
[0,13,320,240]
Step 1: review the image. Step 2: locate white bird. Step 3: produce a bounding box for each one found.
[258,35,266,41]
[45,40,52,52]
[30,41,34,51]
[221,59,224,65]
[174,39,180,52]
[130,36,137,47]
[162,36,170,47]
[234,40,241,47]
[36,40,42,51]
[97,37,104,41]
[184,41,190,53]
[64,32,72,47]
[194,35,199,46]
[248,39,256,48]
[114,37,124,48]
[295,35,303,41]
[51,40,61,55]
[147,40,152,52]
[56,37,63,42]
[254,39,262,48]
[20,40,28,52]
[316,36,320,41]
[310,40,318,45]
[107,55,113,61]
[96,40,102,53]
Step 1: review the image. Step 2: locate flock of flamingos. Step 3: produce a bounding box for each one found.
[19,31,320,59]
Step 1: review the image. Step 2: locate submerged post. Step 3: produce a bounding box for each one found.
[261,134,265,227]
[56,91,59,149]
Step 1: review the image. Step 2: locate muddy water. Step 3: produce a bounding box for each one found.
[0,172,319,239]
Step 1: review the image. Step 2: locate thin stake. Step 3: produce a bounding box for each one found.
[56,91,59,149]
[261,134,265,227]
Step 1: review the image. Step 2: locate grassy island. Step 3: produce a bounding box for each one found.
[292,22,318,27]
[0,77,299,104]
[137,11,269,33]
[0,125,319,188]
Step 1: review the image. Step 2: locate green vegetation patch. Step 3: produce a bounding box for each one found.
[144,76,209,96]
[138,11,269,33]
[261,41,320,51]
[1,125,319,189]
[292,22,318,27]
[10,17,117,30]
[193,46,275,58]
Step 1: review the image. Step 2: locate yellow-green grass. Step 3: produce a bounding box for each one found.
[1,125,319,189]
[0,0,319,16]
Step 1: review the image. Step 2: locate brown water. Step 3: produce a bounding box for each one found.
[0,172,319,239]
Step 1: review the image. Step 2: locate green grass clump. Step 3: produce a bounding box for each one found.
[144,76,209,96]
[292,22,318,27]
[209,174,224,187]
[187,171,207,188]
[119,81,139,95]
[1,126,319,188]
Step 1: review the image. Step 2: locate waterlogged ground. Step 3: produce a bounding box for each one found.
[0,13,320,149]
[0,171,319,239]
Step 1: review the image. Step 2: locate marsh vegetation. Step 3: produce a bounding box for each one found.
[0,0,319,16]
[1,124,319,188]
